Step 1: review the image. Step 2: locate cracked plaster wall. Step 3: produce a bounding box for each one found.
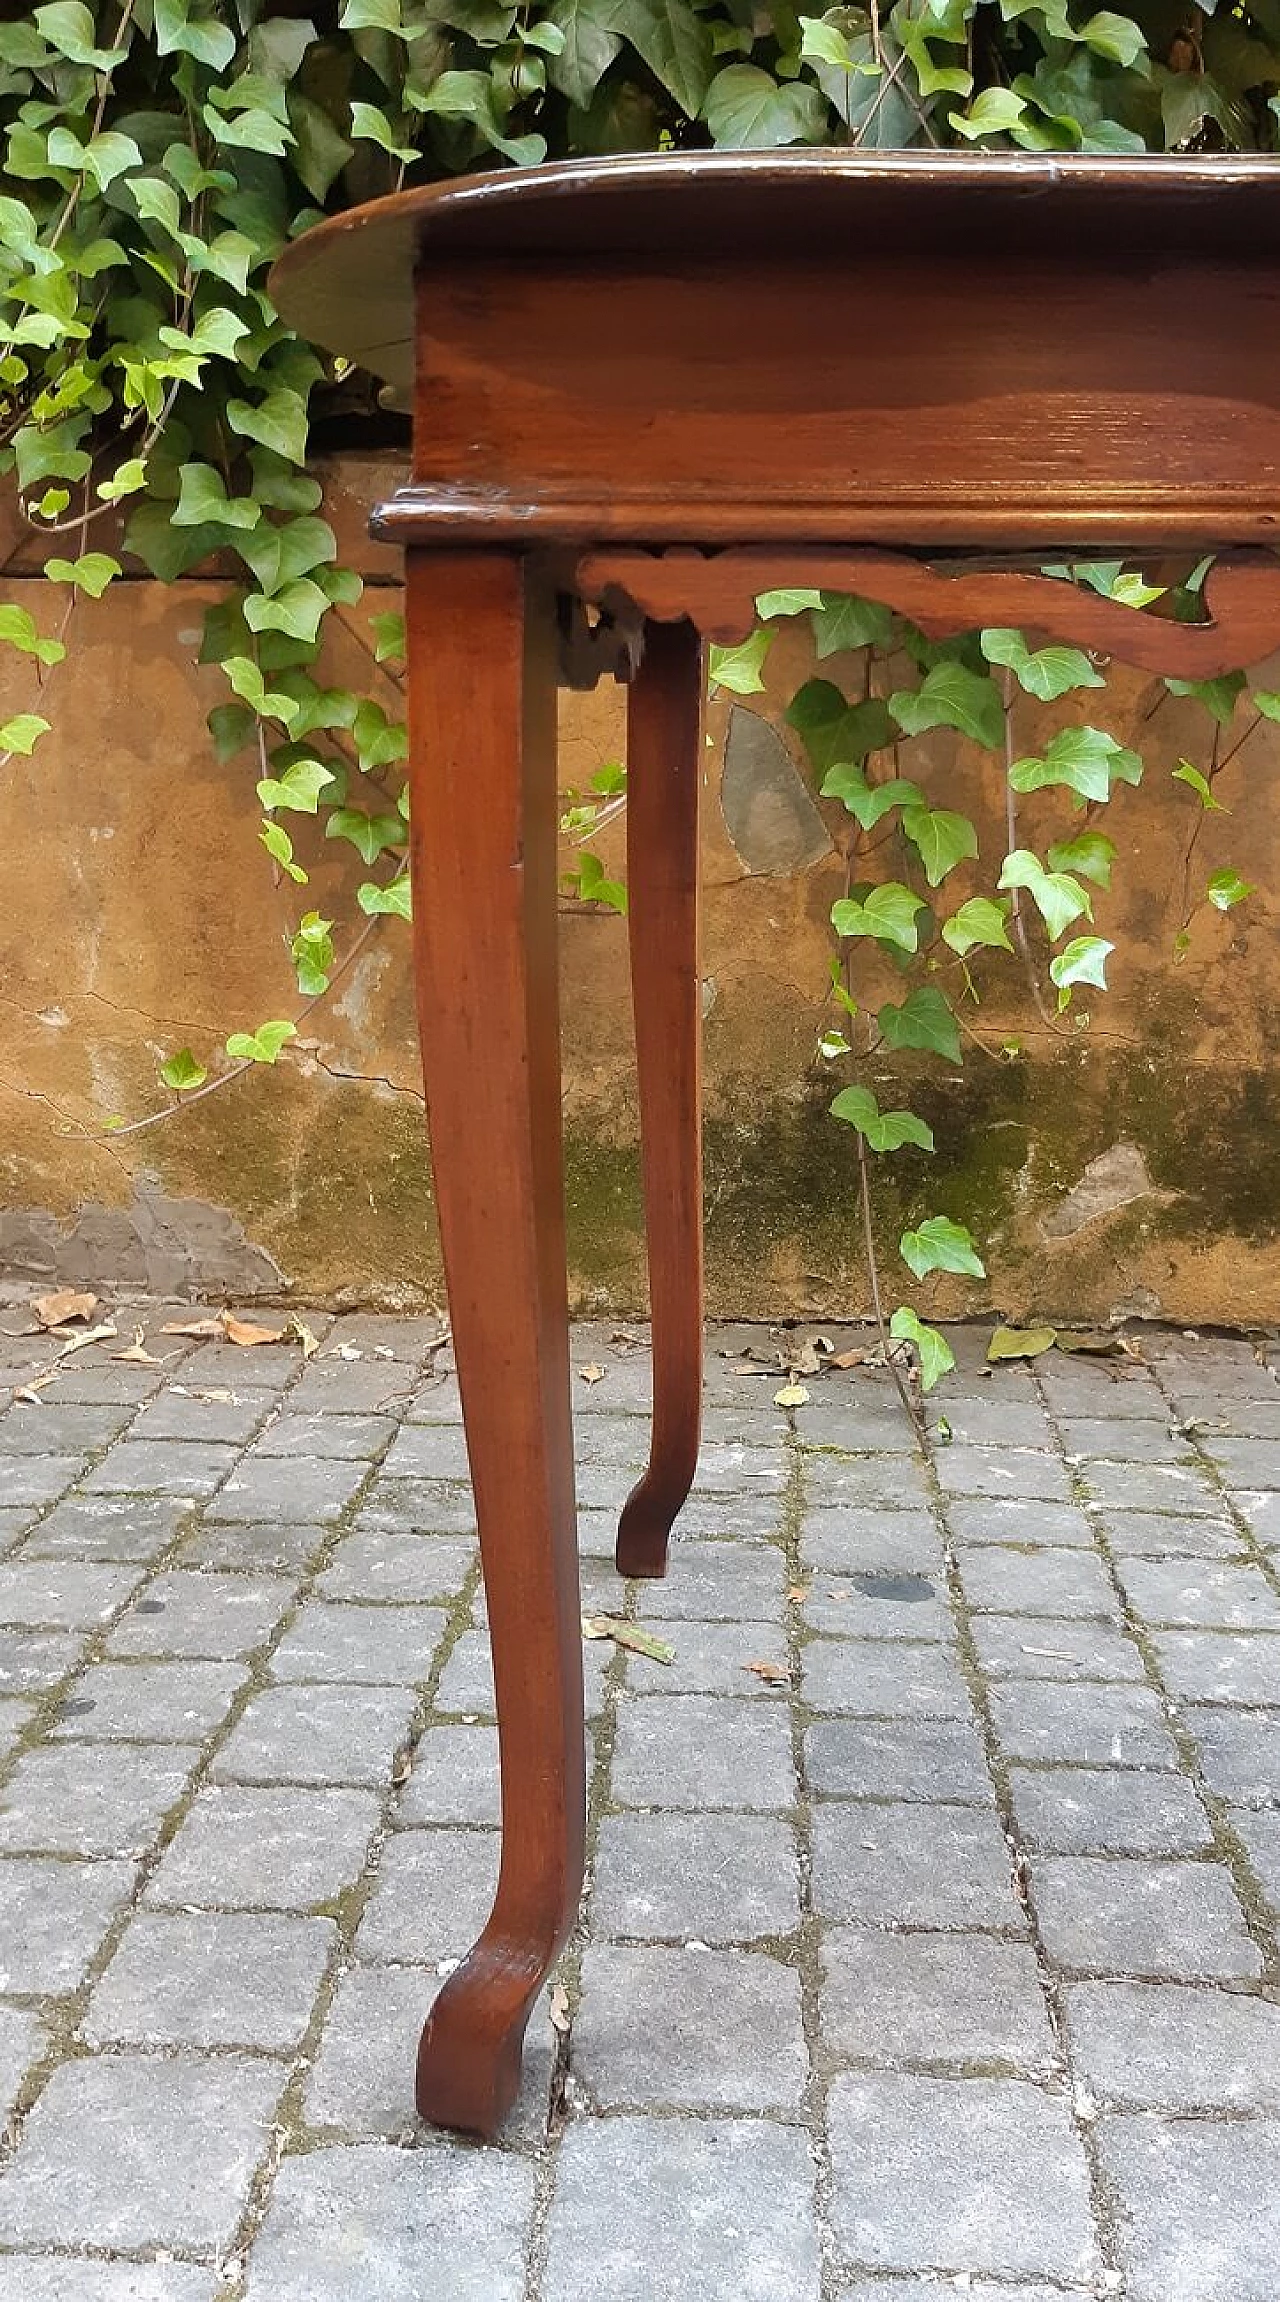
[4,453,1280,1321]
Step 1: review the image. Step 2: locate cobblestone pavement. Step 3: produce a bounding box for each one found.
[0,1299,1278,2300]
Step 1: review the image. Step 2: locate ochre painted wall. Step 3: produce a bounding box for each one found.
[4,457,1279,1323]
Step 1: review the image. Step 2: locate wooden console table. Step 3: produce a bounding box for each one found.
[272,152,1280,2137]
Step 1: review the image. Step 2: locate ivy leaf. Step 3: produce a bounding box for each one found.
[225,1020,297,1064]
[789,681,895,771]
[34,3,128,70]
[159,1048,208,1092]
[708,630,772,694]
[0,605,66,667]
[237,517,337,597]
[888,1306,955,1391]
[256,759,335,814]
[370,611,406,662]
[608,0,715,114]
[901,804,978,887]
[545,0,623,106]
[949,86,1028,139]
[226,390,310,467]
[43,552,120,598]
[899,1216,986,1282]
[890,662,1005,751]
[1046,832,1116,889]
[830,1084,935,1153]
[704,64,827,146]
[0,714,52,756]
[153,0,237,68]
[1078,10,1147,65]
[260,820,308,882]
[1049,935,1114,992]
[97,457,148,504]
[1171,761,1227,814]
[831,883,929,953]
[572,850,628,913]
[326,808,405,863]
[223,657,300,727]
[358,876,412,919]
[353,700,408,770]
[1009,725,1142,803]
[811,593,896,660]
[350,100,418,164]
[820,765,924,828]
[941,896,1014,956]
[1252,689,1280,723]
[244,579,329,645]
[1206,870,1255,912]
[878,987,962,1063]
[999,850,1093,941]
[979,626,1105,700]
[1165,671,1246,726]
[291,912,335,997]
[755,587,825,619]
[173,463,261,531]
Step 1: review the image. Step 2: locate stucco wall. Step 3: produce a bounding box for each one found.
[4,455,1279,1322]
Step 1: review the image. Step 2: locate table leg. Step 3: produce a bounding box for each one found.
[403,550,584,2137]
[616,618,706,1580]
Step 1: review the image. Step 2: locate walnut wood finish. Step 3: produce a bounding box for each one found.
[616,620,706,1581]
[269,153,1280,2141]
[404,551,584,2137]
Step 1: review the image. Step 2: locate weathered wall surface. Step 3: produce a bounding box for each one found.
[4,455,1279,1322]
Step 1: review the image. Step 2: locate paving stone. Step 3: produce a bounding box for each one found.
[968,1614,1144,1682]
[1236,1489,1280,1544]
[1205,1438,1280,1487]
[1010,1765,1211,1855]
[658,1489,784,1539]
[317,1532,473,1604]
[129,1389,276,1445]
[626,1615,787,1696]
[0,1508,33,1554]
[987,1679,1180,1768]
[326,1313,444,1362]
[1097,1508,1244,1557]
[543,2114,820,2302]
[928,1398,1055,1449]
[206,1454,368,1523]
[106,1570,297,1659]
[801,1636,972,1720]
[957,1545,1118,1619]
[593,1811,800,1942]
[811,1804,1024,1931]
[1097,2115,1280,2302]
[0,1455,85,1506]
[0,1559,142,1627]
[377,1423,473,1480]
[355,1827,497,1962]
[839,2285,1083,2302]
[271,1600,447,1686]
[251,1411,398,1460]
[0,1403,132,1454]
[632,1537,786,1620]
[356,1479,478,1537]
[0,2263,219,2301]
[86,1909,335,2050]
[243,2140,535,2302]
[821,1929,1055,2074]
[573,1943,806,2109]
[174,1520,329,1573]
[1031,1856,1262,1977]
[1115,1556,1280,1628]
[147,1784,381,1911]
[1231,1808,1280,1906]
[0,1855,136,1990]
[944,1498,1096,1549]
[23,1493,193,1562]
[828,2073,1097,2280]
[1081,1459,1222,1514]
[800,1507,944,1576]
[1038,1369,1167,1418]
[0,1744,197,1856]
[433,1628,610,1721]
[0,1626,88,1691]
[78,1440,239,1497]
[805,1456,930,1510]
[0,1694,32,1758]
[792,1403,917,1451]
[935,1447,1074,1505]
[214,1684,417,1787]
[290,1359,418,1415]
[1183,1706,1280,1804]
[397,1723,500,1826]
[34,1361,168,1405]
[1150,1629,1280,1705]
[52,1657,247,1742]
[612,1693,794,1811]
[0,2053,283,2251]
[178,1341,301,1388]
[405,1371,464,1420]
[1066,1977,1280,2109]
[304,1963,555,2146]
[0,2004,44,2115]
[808,1717,992,1804]
[1059,1416,1187,1462]
[797,1569,950,1642]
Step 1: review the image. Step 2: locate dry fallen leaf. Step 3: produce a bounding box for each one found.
[774,1382,809,1407]
[579,1363,606,1386]
[112,1326,164,1365]
[548,1983,571,2034]
[189,1387,233,1404]
[14,1371,59,1404]
[787,1337,824,1378]
[786,1584,810,1605]
[221,1312,285,1348]
[743,1659,788,1685]
[31,1288,98,1330]
[581,1615,673,1665]
[55,1321,117,1360]
[830,1347,868,1370]
[285,1315,320,1359]
[161,1317,223,1339]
